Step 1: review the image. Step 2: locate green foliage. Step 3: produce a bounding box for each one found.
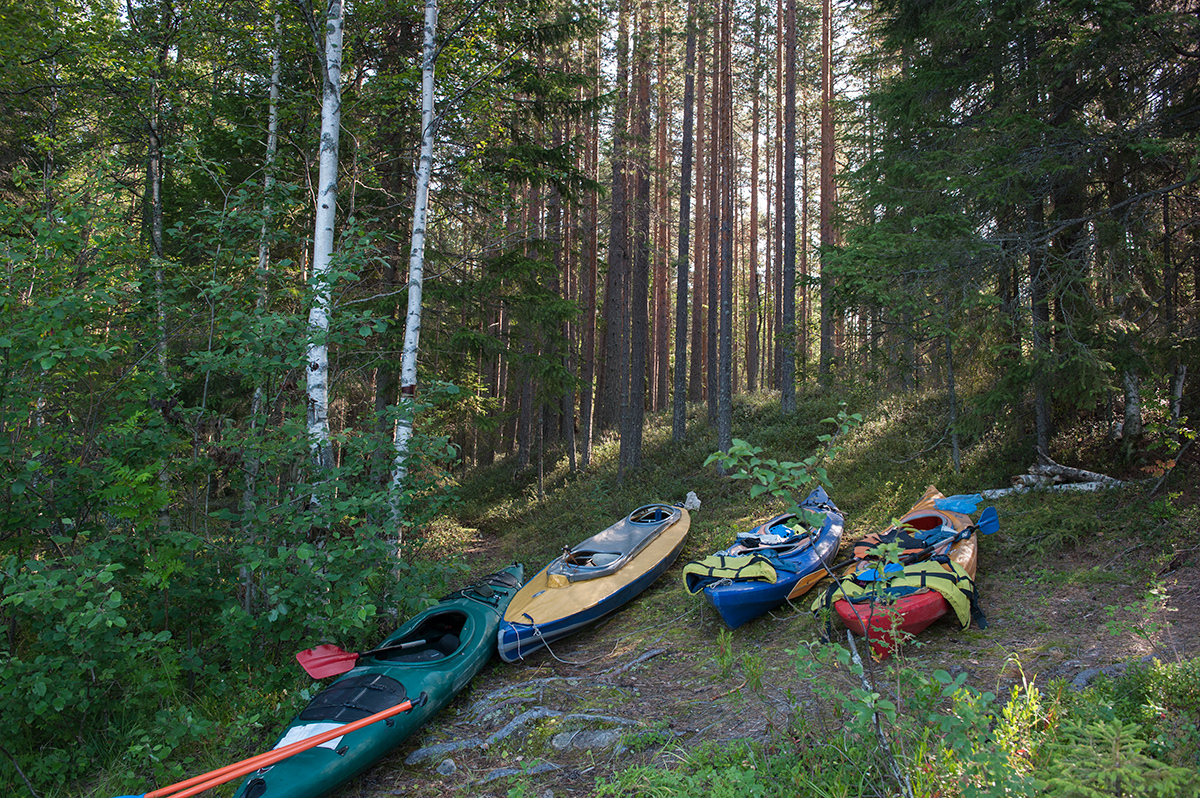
[0,174,468,793]
[1070,658,1200,770]
[1142,399,1195,480]
[1044,720,1199,797]
[998,490,1109,555]
[620,720,675,753]
[1104,581,1174,647]
[790,640,1045,798]
[587,655,1200,798]
[1,545,190,784]
[595,741,770,798]
[715,628,738,679]
[705,404,863,528]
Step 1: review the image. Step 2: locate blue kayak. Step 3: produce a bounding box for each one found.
[683,487,844,629]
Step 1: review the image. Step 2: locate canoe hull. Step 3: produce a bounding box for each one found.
[498,508,690,662]
[231,564,524,798]
[701,489,844,629]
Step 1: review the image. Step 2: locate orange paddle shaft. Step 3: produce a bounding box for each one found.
[141,693,425,798]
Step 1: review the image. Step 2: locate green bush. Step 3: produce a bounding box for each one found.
[0,401,464,795]
[1073,657,1200,770]
[1044,719,1199,798]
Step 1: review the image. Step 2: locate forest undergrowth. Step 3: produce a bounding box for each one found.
[4,386,1198,798]
[410,386,1200,798]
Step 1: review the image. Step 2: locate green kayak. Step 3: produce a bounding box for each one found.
[231,564,524,798]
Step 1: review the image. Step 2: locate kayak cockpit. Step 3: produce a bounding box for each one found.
[905,513,952,532]
[373,611,468,663]
[547,504,681,583]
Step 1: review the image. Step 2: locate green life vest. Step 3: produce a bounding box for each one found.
[682,554,779,595]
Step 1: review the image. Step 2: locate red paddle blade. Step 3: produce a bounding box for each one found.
[296,644,360,679]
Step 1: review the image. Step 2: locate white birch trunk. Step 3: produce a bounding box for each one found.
[389,0,439,530]
[1171,364,1186,423]
[249,10,282,434]
[305,0,344,476]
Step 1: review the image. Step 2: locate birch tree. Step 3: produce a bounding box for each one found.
[390,0,438,527]
[304,0,344,477]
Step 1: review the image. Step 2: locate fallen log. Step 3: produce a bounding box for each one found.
[1029,462,1122,485]
[982,451,1131,498]
[981,481,1119,498]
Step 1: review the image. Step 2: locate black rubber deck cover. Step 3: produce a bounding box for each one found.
[298,672,408,723]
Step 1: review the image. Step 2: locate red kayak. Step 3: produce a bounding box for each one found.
[835,583,956,658]
[831,486,986,659]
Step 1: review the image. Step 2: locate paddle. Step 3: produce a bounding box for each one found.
[296,639,427,679]
[110,691,428,798]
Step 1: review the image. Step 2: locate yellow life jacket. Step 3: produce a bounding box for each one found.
[810,559,985,630]
[682,554,779,595]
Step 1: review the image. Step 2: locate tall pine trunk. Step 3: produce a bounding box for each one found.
[716,0,734,453]
[772,0,784,391]
[747,12,762,393]
[780,0,797,412]
[799,43,810,374]
[654,5,670,412]
[673,0,697,442]
[1163,193,1187,424]
[620,0,651,477]
[599,0,631,435]
[689,38,708,402]
[579,32,600,468]
[817,0,836,384]
[706,15,720,425]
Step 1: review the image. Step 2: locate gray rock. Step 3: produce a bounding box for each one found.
[486,707,562,745]
[1069,656,1156,690]
[436,758,457,776]
[479,766,522,783]
[551,731,577,750]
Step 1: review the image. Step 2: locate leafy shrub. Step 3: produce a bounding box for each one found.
[1074,657,1200,769]
[0,401,464,795]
